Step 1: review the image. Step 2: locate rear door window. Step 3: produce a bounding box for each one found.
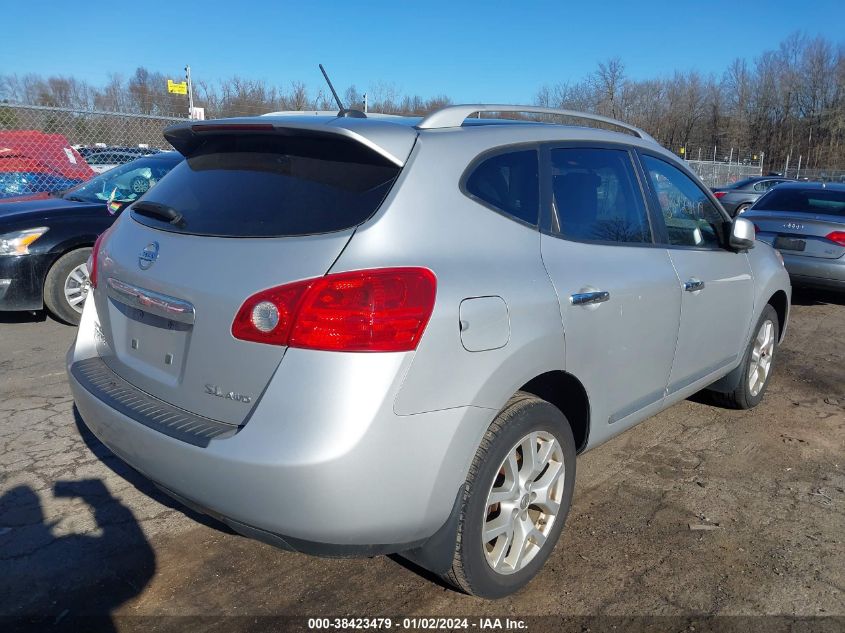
[464,149,539,226]
[550,147,652,244]
[131,135,400,237]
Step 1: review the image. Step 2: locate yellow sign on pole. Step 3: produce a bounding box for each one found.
[167,79,188,95]
[679,147,685,155]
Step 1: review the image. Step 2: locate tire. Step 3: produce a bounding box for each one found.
[713,305,779,409]
[443,391,576,598]
[43,248,92,326]
[735,203,751,215]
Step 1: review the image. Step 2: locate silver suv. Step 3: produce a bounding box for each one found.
[68,105,791,598]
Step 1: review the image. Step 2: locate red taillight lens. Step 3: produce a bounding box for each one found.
[753,224,761,235]
[713,191,727,199]
[88,228,111,289]
[825,231,845,246]
[232,268,437,352]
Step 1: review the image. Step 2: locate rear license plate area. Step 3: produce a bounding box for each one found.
[774,236,806,252]
[109,300,191,381]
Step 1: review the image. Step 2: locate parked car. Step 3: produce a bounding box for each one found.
[0,131,95,199]
[68,106,790,598]
[744,182,845,291]
[0,151,181,324]
[78,147,161,174]
[711,176,792,216]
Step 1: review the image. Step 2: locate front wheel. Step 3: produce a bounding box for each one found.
[43,248,92,325]
[715,305,779,409]
[443,392,576,598]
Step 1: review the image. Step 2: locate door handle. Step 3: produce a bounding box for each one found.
[570,290,610,306]
[684,279,705,292]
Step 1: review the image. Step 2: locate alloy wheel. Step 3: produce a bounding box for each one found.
[64,263,91,314]
[482,431,565,575]
[748,319,775,396]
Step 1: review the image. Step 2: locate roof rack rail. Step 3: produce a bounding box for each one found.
[417,104,655,141]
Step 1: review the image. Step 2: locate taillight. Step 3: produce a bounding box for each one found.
[825,231,845,246]
[713,191,727,199]
[87,228,111,289]
[232,268,437,352]
[753,224,761,235]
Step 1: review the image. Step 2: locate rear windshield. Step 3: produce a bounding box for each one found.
[131,135,400,237]
[755,187,845,216]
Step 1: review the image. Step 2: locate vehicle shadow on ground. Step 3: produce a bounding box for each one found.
[0,480,154,631]
[791,287,845,306]
[72,406,236,535]
[0,309,47,324]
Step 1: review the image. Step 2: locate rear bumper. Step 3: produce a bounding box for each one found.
[0,253,50,311]
[780,253,845,290]
[68,299,493,552]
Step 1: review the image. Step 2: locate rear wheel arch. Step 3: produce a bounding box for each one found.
[518,370,590,453]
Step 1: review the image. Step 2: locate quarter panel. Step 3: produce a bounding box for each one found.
[330,133,567,416]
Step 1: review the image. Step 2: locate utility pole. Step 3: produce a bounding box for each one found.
[185,65,194,119]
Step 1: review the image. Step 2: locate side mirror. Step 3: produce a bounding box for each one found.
[730,217,755,251]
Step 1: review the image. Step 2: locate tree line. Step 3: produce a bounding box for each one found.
[1,32,842,172]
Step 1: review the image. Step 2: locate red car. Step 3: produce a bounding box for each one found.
[0,131,94,198]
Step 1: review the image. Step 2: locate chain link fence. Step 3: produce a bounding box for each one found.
[0,103,185,198]
[673,147,763,189]
[685,159,763,189]
[782,166,845,183]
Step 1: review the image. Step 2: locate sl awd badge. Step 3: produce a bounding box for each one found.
[205,384,252,404]
[138,241,159,270]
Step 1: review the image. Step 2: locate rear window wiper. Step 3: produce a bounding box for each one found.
[132,201,185,227]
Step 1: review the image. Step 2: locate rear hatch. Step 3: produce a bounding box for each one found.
[748,186,845,260]
[91,122,408,424]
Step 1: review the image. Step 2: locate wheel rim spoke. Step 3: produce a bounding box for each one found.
[483,514,512,543]
[508,519,530,571]
[519,433,537,481]
[490,528,513,569]
[487,481,518,506]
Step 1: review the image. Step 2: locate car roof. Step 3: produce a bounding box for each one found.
[166,106,672,167]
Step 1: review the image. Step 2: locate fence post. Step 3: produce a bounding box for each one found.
[185,65,194,119]
[713,145,717,184]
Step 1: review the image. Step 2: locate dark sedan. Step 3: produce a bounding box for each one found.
[0,151,181,324]
[744,182,845,291]
[712,176,793,216]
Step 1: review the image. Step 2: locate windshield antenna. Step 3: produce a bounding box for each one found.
[319,64,366,118]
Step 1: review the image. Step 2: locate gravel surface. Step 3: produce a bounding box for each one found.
[1,290,843,629]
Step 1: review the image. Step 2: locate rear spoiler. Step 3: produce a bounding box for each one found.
[164,117,416,166]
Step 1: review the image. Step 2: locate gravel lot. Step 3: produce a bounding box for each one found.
[1,290,843,630]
